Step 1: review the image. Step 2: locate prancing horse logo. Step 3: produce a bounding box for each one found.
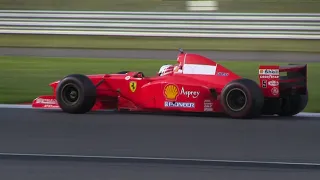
[129,81,137,92]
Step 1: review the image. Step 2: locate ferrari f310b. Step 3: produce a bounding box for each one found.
[32,50,308,119]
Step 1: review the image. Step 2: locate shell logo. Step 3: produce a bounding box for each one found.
[164,84,179,101]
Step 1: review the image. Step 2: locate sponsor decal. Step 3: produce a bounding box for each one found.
[164,84,179,101]
[204,99,213,111]
[125,76,130,80]
[180,87,200,98]
[164,101,195,108]
[262,80,267,88]
[35,98,57,104]
[259,75,279,79]
[44,104,59,108]
[268,80,279,87]
[183,64,217,75]
[271,87,279,96]
[259,69,279,75]
[217,72,229,76]
[129,81,137,92]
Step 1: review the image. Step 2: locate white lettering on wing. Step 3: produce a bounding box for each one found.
[164,101,195,108]
[36,98,57,105]
[180,87,200,98]
[203,99,213,111]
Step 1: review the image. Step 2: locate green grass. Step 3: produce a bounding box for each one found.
[218,0,320,13]
[1,34,320,53]
[0,56,318,112]
[0,0,320,12]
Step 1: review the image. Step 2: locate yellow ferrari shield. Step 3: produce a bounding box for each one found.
[129,81,137,92]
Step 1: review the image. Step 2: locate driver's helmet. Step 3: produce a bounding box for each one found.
[158,64,174,76]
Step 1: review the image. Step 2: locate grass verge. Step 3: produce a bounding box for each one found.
[0,56,318,112]
[0,0,320,13]
[1,34,319,53]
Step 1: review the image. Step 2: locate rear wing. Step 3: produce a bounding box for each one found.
[258,64,307,98]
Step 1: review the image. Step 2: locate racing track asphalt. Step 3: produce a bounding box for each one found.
[2,159,320,180]
[1,108,320,163]
[0,47,320,62]
[2,108,320,179]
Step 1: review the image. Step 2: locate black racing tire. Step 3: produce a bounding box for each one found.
[277,93,308,116]
[56,74,96,114]
[220,78,264,119]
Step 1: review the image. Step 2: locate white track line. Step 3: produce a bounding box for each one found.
[0,152,319,168]
[0,104,319,117]
[0,104,32,108]
[297,112,320,117]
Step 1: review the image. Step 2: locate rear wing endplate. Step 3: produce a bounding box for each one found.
[258,64,307,97]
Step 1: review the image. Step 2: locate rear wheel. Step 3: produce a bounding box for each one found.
[278,93,308,116]
[56,74,96,114]
[220,78,264,119]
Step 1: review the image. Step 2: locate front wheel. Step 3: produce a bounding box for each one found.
[220,78,264,119]
[56,74,97,114]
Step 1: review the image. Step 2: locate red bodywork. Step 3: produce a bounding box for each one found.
[32,52,307,115]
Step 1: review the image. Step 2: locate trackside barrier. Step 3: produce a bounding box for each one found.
[0,10,319,39]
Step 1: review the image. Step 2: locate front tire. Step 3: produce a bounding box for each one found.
[56,74,96,114]
[220,78,264,119]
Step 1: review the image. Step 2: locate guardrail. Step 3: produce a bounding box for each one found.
[0,10,320,39]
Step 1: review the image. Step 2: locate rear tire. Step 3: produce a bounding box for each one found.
[56,74,96,114]
[220,78,264,119]
[278,93,308,116]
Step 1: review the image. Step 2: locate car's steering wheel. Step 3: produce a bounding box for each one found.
[133,72,145,78]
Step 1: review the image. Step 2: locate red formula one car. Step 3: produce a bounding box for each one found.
[32,50,308,119]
